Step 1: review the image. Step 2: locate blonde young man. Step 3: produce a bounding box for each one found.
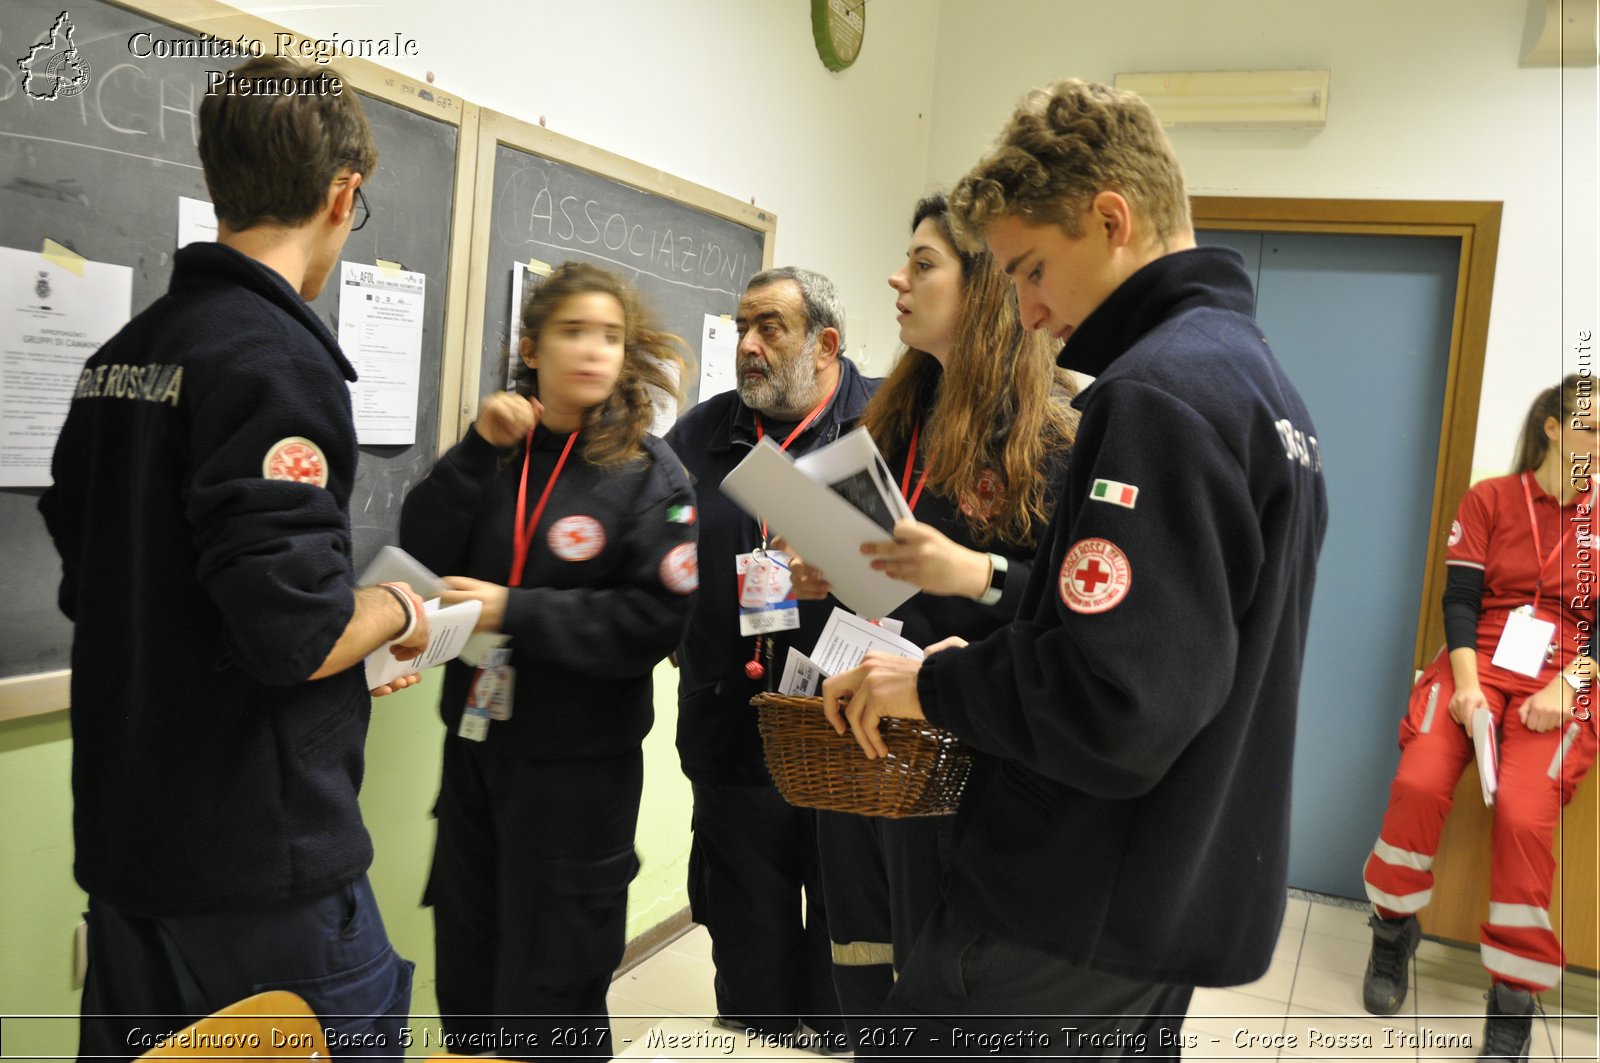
[824,79,1328,1056]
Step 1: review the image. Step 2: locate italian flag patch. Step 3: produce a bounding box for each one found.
[667,505,697,525]
[1090,479,1138,509]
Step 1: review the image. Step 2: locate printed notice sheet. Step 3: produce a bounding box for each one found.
[176,196,218,249]
[0,246,132,487]
[809,607,925,677]
[779,646,825,695]
[719,427,916,618]
[364,597,482,689]
[698,313,737,402]
[508,262,552,389]
[339,261,425,445]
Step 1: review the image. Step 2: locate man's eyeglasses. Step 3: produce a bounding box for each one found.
[351,187,370,232]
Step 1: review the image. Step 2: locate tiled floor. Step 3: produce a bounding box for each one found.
[606,895,1600,1060]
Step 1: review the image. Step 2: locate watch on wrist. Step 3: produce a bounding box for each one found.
[976,553,1008,606]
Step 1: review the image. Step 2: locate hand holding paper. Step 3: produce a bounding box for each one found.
[440,576,510,632]
[862,520,993,599]
[364,597,483,689]
[720,428,918,618]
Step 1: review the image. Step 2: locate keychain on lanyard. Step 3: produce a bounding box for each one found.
[744,382,839,681]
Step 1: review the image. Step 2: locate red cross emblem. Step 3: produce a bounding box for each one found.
[660,542,699,595]
[1058,538,1131,614]
[548,515,606,561]
[262,437,328,488]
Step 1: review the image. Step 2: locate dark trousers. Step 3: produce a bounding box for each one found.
[815,810,950,1036]
[428,739,643,1061]
[861,899,1194,1059]
[79,875,412,1063]
[687,780,845,1044]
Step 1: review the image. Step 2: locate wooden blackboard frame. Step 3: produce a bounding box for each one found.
[457,108,777,432]
[0,0,481,721]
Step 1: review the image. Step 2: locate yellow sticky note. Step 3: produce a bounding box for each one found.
[42,239,85,277]
[375,258,403,277]
[527,258,553,278]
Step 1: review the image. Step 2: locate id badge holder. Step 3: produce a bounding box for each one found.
[460,647,514,741]
[736,551,801,637]
[1492,605,1556,678]
[458,706,490,742]
[480,647,515,721]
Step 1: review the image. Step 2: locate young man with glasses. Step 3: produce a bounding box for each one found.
[41,55,425,1062]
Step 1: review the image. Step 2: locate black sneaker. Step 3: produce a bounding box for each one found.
[1479,981,1534,1061]
[1361,913,1420,1015]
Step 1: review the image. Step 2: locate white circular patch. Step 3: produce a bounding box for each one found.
[1058,538,1131,614]
[548,515,606,561]
[1448,520,1462,547]
[262,436,328,487]
[660,542,699,595]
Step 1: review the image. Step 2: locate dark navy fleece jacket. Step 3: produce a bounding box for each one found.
[40,243,372,916]
[665,357,878,787]
[400,425,696,759]
[918,247,1329,987]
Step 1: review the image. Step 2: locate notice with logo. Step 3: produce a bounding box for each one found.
[699,313,737,402]
[338,261,426,445]
[0,245,133,487]
[508,261,552,389]
[176,197,219,250]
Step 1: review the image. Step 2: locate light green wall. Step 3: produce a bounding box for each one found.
[0,662,691,1058]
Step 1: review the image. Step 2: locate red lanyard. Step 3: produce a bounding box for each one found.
[1520,472,1567,612]
[754,379,840,450]
[900,420,928,513]
[753,379,839,543]
[510,429,578,586]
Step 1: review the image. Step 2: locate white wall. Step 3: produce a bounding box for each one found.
[232,0,943,374]
[926,0,1597,471]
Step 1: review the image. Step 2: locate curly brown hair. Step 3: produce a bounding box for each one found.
[949,79,1189,251]
[516,262,689,468]
[860,195,1077,547]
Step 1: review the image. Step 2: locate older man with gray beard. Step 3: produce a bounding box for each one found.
[665,267,878,1051]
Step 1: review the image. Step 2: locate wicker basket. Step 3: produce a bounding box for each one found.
[752,693,973,817]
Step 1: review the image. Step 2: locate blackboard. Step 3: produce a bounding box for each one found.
[471,111,773,412]
[0,0,466,692]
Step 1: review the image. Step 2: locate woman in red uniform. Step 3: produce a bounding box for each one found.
[785,194,1076,1037]
[401,262,696,1060]
[1361,375,1597,1059]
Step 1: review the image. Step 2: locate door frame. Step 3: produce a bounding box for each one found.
[1191,197,1502,667]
